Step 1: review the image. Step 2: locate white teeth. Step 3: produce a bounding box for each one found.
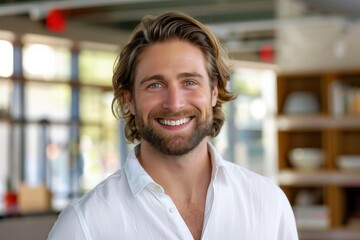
[159,118,190,126]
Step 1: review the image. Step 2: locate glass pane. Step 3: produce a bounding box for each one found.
[24,123,71,204]
[232,69,265,129]
[25,123,45,186]
[79,49,117,85]
[79,87,119,191]
[80,88,101,122]
[214,67,276,177]
[47,125,71,210]
[0,123,9,207]
[25,82,71,121]
[0,40,13,78]
[0,79,11,118]
[23,43,71,81]
[212,103,230,159]
[102,91,116,123]
[80,88,116,123]
[4,124,22,195]
[80,124,119,192]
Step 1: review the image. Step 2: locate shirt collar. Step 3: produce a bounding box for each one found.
[124,145,154,197]
[124,141,227,197]
[207,141,227,180]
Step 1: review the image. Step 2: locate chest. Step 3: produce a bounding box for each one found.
[177,202,205,240]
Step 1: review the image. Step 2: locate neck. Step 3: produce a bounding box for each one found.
[137,139,212,202]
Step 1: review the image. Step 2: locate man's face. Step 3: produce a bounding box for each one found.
[126,40,218,155]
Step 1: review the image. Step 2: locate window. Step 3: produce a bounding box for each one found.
[213,63,277,178]
[0,34,124,213]
[22,34,71,81]
[79,88,119,191]
[25,82,71,121]
[0,40,13,78]
[79,49,117,85]
[0,79,11,117]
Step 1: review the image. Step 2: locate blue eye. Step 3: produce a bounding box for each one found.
[184,81,196,86]
[149,83,162,89]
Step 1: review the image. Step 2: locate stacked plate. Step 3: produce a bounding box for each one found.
[337,155,360,170]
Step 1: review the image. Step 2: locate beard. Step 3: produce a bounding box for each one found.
[134,108,213,156]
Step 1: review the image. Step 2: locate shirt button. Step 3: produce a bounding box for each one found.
[169,207,176,213]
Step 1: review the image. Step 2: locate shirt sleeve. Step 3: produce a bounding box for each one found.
[277,190,299,240]
[47,206,87,240]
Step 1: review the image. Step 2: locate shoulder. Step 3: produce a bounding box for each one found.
[49,168,133,239]
[72,168,128,211]
[54,168,129,224]
[220,161,294,218]
[220,160,285,199]
[222,161,275,186]
[221,162,298,238]
[209,142,282,196]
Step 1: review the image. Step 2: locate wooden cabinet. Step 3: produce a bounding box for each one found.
[276,71,360,239]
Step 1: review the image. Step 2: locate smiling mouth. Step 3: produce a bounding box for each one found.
[157,117,192,126]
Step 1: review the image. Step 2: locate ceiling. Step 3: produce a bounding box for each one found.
[0,0,359,59]
[1,0,358,29]
[0,0,275,31]
[301,0,360,20]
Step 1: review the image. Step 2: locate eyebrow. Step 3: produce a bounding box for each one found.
[177,72,204,80]
[140,72,204,85]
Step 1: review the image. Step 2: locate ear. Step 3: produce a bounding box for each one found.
[211,84,218,107]
[124,91,136,115]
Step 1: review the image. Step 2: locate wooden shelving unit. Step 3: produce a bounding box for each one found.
[299,229,360,240]
[276,71,360,240]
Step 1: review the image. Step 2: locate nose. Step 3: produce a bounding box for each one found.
[162,84,185,112]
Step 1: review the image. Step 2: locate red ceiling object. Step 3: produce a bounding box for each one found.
[46,9,66,32]
[259,43,274,63]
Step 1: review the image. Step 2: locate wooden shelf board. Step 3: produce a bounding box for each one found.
[277,115,360,130]
[278,170,360,186]
[299,229,360,240]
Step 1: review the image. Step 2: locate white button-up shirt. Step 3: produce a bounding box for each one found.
[48,142,298,240]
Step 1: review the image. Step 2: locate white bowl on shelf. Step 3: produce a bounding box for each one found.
[288,148,324,170]
[336,155,360,169]
[283,91,320,114]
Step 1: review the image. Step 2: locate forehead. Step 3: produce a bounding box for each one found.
[134,40,208,81]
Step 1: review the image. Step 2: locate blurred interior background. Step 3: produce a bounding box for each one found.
[0,0,360,239]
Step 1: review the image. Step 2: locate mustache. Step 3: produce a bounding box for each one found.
[150,109,199,118]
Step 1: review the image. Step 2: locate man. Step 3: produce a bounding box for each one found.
[48,12,298,240]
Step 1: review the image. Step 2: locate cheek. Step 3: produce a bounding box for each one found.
[136,92,163,116]
[189,92,214,112]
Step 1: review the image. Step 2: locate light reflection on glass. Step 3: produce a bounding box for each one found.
[0,40,13,78]
[23,44,70,81]
[79,49,117,85]
[25,82,71,121]
[79,87,119,192]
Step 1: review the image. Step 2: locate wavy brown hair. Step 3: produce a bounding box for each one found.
[112,11,235,143]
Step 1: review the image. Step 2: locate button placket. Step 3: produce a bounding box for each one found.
[155,192,193,239]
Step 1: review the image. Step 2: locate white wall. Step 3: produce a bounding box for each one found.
[276,0,360,73]
[277,16,360,73]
